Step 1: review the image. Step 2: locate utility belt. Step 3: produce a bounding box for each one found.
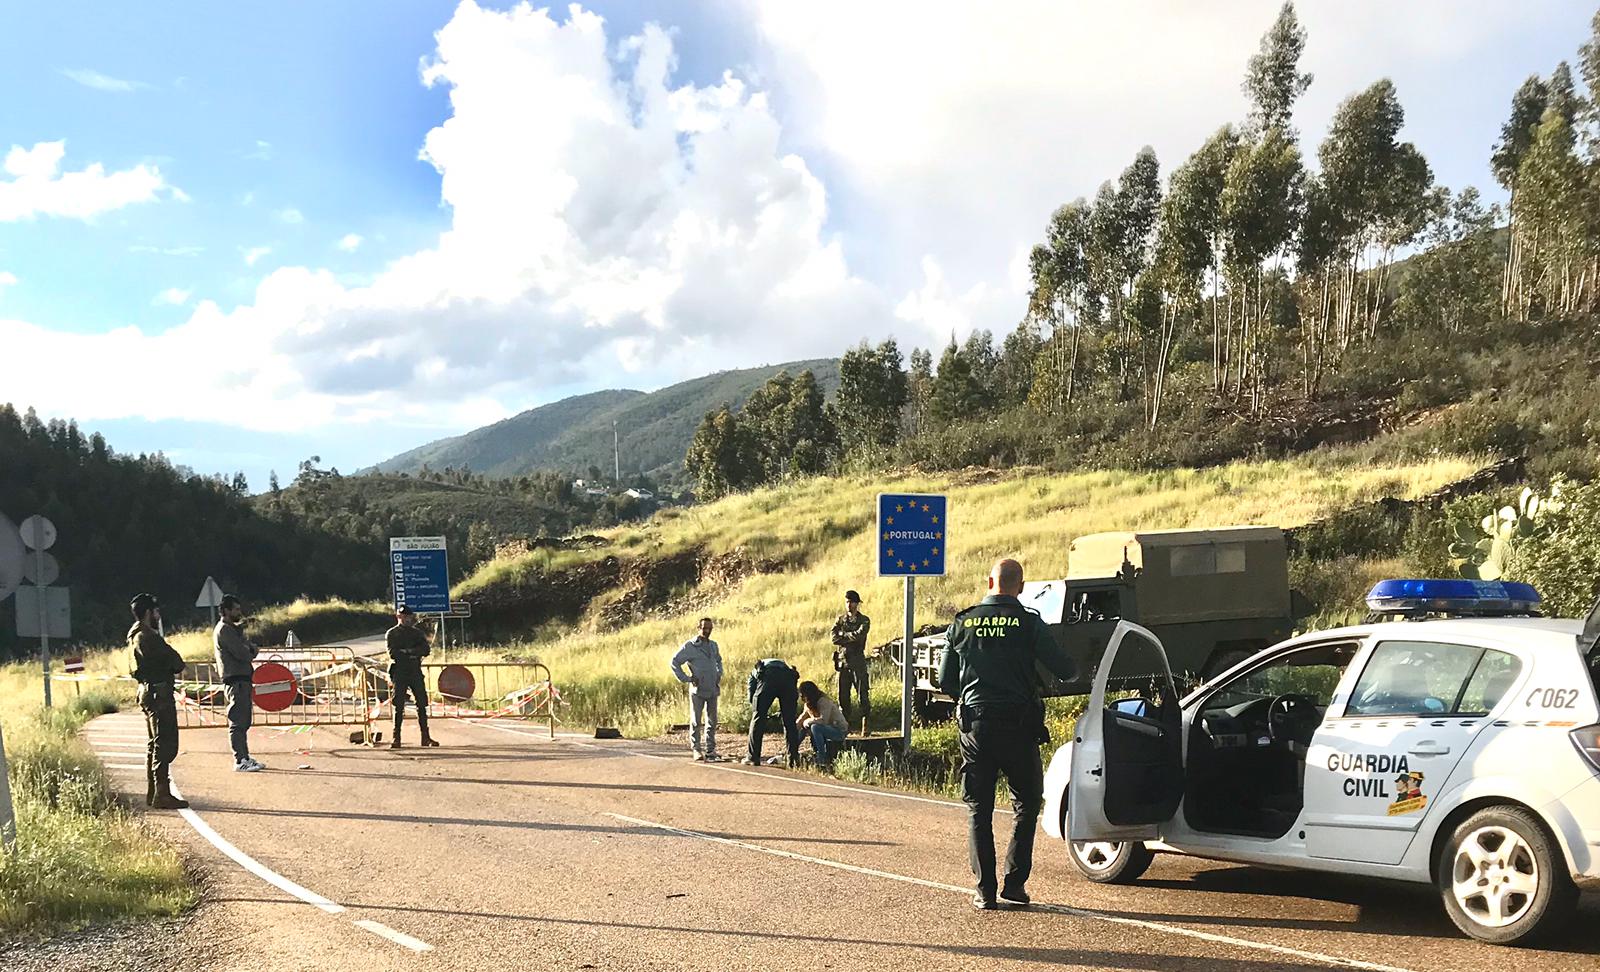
[958,700,1050,745]
[136,682,176,710]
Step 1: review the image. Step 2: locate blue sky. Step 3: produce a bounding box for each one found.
[0,1,1592,489]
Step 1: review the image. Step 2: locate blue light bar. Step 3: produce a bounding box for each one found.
[1366,578,1542,616]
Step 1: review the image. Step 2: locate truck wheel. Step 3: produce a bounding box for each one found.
[912,690,956,723]
[1437,805,1578,946]
[1069,840,1155,884]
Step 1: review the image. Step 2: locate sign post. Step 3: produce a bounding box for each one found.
[876,493,948,753]
[19,515,58,708]
[196,576,225,627]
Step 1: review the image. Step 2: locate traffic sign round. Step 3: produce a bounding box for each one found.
[0,513,24,601]
[252,662,299,712]
[19,515,56,552]
[436,664,476,702]
[22,551,60,586]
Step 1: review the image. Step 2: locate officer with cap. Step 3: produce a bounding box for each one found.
[830,589,872,734]
[937,559,1074,910]
[128,593,189,809]
[386,604,440,748]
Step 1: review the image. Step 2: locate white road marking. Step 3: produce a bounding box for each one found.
[168,782,345,915]
[105,763,145,770]
[606,812,1419,972]
[354,919,434,952]
[93,746,148,753]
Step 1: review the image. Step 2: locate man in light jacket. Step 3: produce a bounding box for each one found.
[213,594,264,772]
[670,617,723,761]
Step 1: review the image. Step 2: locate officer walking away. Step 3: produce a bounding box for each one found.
[744,658,801,767]
[129,594,189,809]
[938,559,1075,911]
[670,617,724,761]
[386,604,439,749]
[831,589,872,735]
[214,594,264,772]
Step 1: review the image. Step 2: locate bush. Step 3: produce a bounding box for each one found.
[1518,478,1600,617]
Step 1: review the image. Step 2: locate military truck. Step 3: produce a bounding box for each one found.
[898,525,1313,719]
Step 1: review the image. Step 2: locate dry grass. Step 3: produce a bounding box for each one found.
[462,453,1480,735]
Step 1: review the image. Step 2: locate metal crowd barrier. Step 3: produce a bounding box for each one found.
[367,660,558,740]
[178,647,375,740]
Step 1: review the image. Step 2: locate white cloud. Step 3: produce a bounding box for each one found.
[153,287,192,306]
[243,246,272,267]
[276,207,304,224]
[337,233,364,252]
[130,244,205,256]
[61,68,148,93]
[0,1,882,434]
[0,141,176,222]
[0,272,17,297]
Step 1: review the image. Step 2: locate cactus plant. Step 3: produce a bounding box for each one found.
[1449,486,1551,581]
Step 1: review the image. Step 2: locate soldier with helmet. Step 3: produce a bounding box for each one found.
[128,593,189,809]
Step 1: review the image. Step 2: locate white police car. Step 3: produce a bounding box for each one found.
[1043,579,1600,946]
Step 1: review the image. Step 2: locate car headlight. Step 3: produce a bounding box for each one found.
[1569,725,1600,776]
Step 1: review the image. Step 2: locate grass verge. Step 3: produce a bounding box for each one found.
[0,653,194,938]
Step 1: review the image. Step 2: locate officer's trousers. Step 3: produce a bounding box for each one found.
[390,664,432,741]
[748,681,800,764]
[140,684,179,805]
[837,651,870,724]
[959,717,1044,897]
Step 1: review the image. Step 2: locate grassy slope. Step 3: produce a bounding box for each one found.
[456,452,1482,735]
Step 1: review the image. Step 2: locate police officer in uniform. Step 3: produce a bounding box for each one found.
[937,559,1074,910]
[744,657,801,766]
[386,604,440,748]
[128,593,189,809]
[830,590,872,734]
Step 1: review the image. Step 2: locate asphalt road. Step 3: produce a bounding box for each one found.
[53,712,1600,971]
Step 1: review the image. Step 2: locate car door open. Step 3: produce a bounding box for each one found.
[1069,621,1185,842]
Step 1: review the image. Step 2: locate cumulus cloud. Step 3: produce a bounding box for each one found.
[153,287,192,306]
[0,141,176,222]
[0,271,16,296]
[61,68,148,93]
[337,233,363,252]
[0,1,883,434]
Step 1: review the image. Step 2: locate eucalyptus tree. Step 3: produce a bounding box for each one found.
[1027,200,1092,407]
[1243,2,1313,134]
[1493,75,1552,318]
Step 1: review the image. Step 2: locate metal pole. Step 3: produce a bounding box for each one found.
[36,547,50,709]
[0,720,15,851]
[901,575,915,753]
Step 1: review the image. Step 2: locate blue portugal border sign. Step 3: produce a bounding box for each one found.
[877,493,947,577]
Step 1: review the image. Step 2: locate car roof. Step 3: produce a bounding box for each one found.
[1285,617,1583,650]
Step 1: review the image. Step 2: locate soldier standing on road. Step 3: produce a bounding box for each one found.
[745,658,801,767]
[938,559,1075,911]
[386,604,439,749]
[670,617,724,761]
[214,594,264,772]
[129,594,189,810]
[831,590,872,735]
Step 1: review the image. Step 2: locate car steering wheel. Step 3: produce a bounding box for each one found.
[1267,693,1320,746]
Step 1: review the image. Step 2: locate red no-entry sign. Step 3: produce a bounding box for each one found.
[436,664,476,702]
[253,662,298,712]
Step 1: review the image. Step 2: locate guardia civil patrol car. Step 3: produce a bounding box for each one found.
[1044,579,1600,946]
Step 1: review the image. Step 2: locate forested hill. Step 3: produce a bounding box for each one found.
[368,358,839,480]
[0,404,383,656]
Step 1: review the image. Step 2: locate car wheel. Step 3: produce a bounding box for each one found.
[1069,839,1155,884]
[1437,805,1578,946]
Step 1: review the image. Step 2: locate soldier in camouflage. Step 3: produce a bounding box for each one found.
[830,589,872,734]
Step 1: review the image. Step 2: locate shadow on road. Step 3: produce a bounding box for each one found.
[205,805,895,847]
[206,899,1354,971]
[273,766,839,798]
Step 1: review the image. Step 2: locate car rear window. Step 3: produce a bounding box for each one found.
[1346,640,1506,717]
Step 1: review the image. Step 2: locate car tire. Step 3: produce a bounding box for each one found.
[1069,839,1155,884]
[1436,805,1579,946]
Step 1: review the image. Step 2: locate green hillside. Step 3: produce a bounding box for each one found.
[370,358,841,480]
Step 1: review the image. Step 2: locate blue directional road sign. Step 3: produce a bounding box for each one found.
[877,493,947,577]
[390,536,450,613]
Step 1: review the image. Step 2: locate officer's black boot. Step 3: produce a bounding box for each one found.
[150,763,189,810]
[418,710,438,747]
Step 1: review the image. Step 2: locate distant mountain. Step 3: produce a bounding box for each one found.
[369,359,841,480]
